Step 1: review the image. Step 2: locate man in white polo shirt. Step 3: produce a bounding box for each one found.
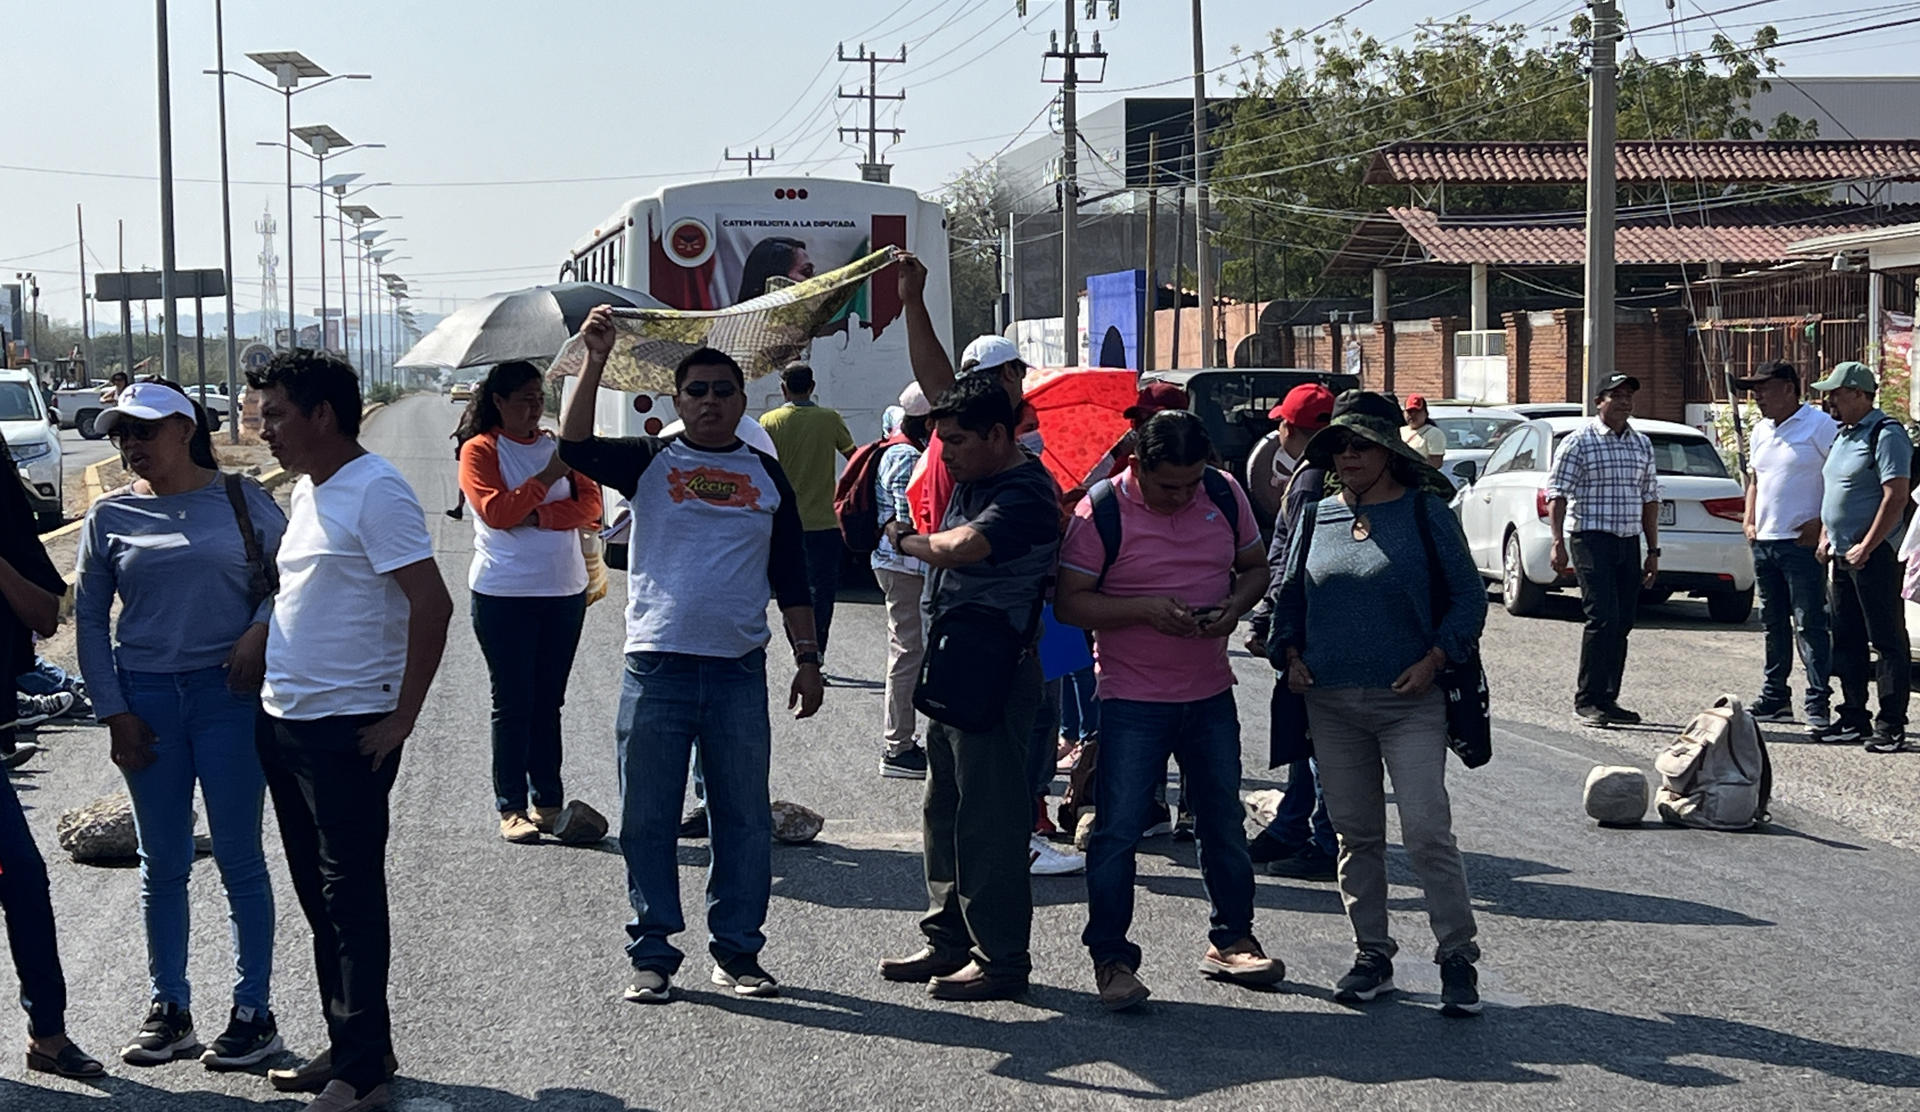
[249,350,453,1112]
[1738,361,1837,729]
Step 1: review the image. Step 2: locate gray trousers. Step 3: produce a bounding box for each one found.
[1305,686,1480,965]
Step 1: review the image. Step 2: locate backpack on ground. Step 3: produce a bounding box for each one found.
[1654,694,1773,830]
[835,433,909,554]
[1086,466,1240,587]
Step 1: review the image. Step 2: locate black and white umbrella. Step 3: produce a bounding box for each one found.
[395,282,667,370]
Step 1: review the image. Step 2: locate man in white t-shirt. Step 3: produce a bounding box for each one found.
[1738,360,1838,728]
[248,351,452,1112]
[1400,395,1447,467]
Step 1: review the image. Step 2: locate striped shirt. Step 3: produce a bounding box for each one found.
[1546,418,1660,537]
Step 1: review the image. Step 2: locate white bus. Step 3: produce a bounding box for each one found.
[559,176,953,443]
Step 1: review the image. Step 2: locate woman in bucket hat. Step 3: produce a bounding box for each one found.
[1270,391,1487,1017]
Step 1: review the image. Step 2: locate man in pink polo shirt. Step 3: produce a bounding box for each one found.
[1053,410,1282,1011]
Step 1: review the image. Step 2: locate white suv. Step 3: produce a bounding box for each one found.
[1,369,64,530]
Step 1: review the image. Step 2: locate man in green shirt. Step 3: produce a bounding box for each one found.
[759,363,856,662]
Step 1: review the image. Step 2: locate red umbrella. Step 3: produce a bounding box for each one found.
[1020,366,1139,493]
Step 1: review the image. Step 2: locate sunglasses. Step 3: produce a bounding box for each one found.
[680,381,738,399]
[108,421,166,443]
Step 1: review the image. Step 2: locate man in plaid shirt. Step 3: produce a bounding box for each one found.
[1546,373,1663,727]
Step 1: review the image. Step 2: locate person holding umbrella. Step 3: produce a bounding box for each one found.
[455,361,605,843]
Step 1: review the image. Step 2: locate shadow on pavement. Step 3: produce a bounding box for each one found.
[0,1075,664,1110]
[1434,852,1774,927]
[687,985,1920,1098]
[769,841,1089,911]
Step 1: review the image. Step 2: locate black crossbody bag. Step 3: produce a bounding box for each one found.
[914,567,1044,735]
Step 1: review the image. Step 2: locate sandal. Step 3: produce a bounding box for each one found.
[28,1040,107,1079]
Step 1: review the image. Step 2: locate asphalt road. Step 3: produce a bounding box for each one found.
[6,394,1919,1111]
[57,426,118,474]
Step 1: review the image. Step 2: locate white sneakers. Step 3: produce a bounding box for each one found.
[1029,834,1086,876]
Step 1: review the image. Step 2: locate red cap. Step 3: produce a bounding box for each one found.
[1405,394,1429,411]
[1269,383,1335,432]
[1125,381,1191,420]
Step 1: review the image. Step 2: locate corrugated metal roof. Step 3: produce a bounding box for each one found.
[1363,140,1920,185]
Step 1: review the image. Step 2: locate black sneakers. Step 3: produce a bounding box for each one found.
[1812,721,1865,745]
[1748,698,1794,722]
[201,1006,284,1070]
[1600,704,1643,726]
[710,954,779,998]
[1439,955,1483,1017]
[1866,725,1908,754]
[1333,952,1395,1003]
[121,1002,198,1065]
[880,746,928,780]
[1267,847,1337,882]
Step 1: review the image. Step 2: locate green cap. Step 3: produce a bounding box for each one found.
[1810,361,1876,393]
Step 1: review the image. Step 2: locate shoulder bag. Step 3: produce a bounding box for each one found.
[223,473,280,613]
[1411,493,1492,768]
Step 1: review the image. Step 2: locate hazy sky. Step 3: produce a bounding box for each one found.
[4,0,1914,327]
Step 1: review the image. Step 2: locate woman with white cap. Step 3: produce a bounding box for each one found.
[74,381,287,1069]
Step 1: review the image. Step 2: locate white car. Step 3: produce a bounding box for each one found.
[1424,403,1526,491]
[1,369,64,530]
[1451,415,1755,623]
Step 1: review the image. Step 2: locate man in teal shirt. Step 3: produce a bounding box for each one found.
[758,363,855,663]
[1814,361,1911,752]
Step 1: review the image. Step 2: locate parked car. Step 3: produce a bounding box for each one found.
[1451,415,1755,622]
[1423,402,1526,491]
[450,380,476,403]
[1504,402,1585,419]
[1145,367,1360,527]
[1,369,64,530]
[177,383,232,431]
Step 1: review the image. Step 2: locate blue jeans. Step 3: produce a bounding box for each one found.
[471,590,588,813]
[802,529,843,657]
[1083,692,1256,969]
[616,649,772,975]
[122,667,273,1011]
[0,768,67,1037]
[1270,757,1336,858]
[1752,539,1832,721]
[1060,666,1100,742]
[15,656,73,696]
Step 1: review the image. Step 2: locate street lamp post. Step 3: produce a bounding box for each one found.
[258,129,379,352]
[333,195,389,374]
[218,52,369,349]
[156,0,181,381]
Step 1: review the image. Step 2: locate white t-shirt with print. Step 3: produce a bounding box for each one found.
[263,453,435,720]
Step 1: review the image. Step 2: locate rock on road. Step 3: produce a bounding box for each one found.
[4,394,1918,1111]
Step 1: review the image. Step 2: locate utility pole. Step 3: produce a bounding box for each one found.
[1171,187,1187,365]
[837,43,906,183]
[1143,130,1159,372]
[1582,0,1619,416]
[119,221,133,377]
[214,0,239,438]
[1191,0,1215,367]
[156,0,181,381]
[1045,1,1114,368]
[75,205,93,376]
[724,147,775,177]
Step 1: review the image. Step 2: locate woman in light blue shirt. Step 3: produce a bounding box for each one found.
[74,382,287,1070]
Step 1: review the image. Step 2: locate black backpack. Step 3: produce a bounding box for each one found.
[1086,467,1240,587]
[1866,418,1920,524]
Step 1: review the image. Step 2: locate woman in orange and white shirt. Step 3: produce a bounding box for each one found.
[456,361,604,843]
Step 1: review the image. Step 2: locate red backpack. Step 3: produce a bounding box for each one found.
[834,433,909,554]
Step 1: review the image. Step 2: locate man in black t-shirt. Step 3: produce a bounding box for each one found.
[877,374,1062,1002]
[0,439,107,1079]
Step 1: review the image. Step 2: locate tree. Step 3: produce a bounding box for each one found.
[938,159,1014,345]
[1208,15,1814,302]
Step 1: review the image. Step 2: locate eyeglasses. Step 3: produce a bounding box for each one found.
[680,381,738,399]
[107,422,165,443]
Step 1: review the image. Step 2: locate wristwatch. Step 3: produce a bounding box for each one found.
[1647,547,1662,557]
[795,651,823,668]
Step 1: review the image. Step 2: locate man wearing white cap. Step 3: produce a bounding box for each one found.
[873,380,934,778]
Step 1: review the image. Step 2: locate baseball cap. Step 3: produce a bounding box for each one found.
[95,381,198,437]
[959,335,1021,373]
[1596,372,1641,396]
[898,380,931,417]
[1269,383,1335,431]
[1810,361,1876,393]
[1734,362,1800,390]
[1124,381,1191,421]
[1404,394,1429,411]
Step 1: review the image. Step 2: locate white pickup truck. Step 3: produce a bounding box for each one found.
[53,380,231,438]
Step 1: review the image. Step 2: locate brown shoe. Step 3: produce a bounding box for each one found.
[1094,962,1150,1011]
[928,960,1028,1002]
[1199,937,1286,987]
[499,811,540,844]
[527,804,561,834]
[267,1048,399,1093]
[878,946,970,983]
[308,1079,390,1111]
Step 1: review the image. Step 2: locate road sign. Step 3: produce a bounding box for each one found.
[240,341,273,371]
[96,269,228,302]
